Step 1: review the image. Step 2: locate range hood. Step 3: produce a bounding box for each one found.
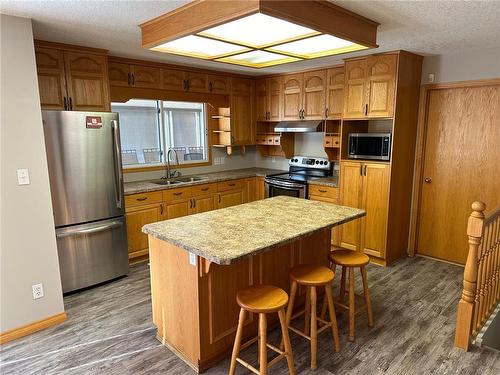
[274,121,323,133]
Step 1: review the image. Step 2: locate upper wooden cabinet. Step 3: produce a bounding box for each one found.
[161,69,186,91]
[185,72,208,93]
[325,67,345,119]
[256,77,282,122]
[282,73,304,120]
[343,54,397,119]
[230,78,254,145]
[35,42,110,112]
[282,70,327,120]
[208,74,230,95]
[108,62,161,89]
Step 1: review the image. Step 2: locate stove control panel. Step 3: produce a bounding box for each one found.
[289,156,331,170]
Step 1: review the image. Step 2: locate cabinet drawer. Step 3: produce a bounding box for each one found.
[256,136,267,145]
[125,191,163,208]
[272,136,281,145]
[191,183,217,196]
[217,179,245,192]
[163,187,192,201]
[266,136,275,145]
[324,135,340,148]
[309,184,339,199]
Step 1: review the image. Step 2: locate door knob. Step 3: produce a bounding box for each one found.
[424,177,432,183]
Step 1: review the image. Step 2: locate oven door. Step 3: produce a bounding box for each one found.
[264,179,306,199]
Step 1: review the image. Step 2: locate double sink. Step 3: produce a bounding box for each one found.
[151,176,206,186]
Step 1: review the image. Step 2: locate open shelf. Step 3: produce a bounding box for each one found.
[255,121,294,158]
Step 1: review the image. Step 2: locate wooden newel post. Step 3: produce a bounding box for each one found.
[454,201,486,350]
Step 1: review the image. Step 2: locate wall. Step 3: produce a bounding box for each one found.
[421,48,500,84]
[0,14,65,333]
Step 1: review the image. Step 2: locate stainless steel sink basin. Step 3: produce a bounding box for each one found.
[151,179,183,185]
[175,176,205,183]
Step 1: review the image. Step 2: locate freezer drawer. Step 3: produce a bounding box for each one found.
[56,217,129,293]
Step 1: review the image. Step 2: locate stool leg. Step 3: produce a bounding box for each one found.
[339,266,346,303]
[304,287,311,334]
[281,280,298,351]
[310,286,317,370]
[278,309,295,375]
[324,284,340,352]
[348,267,355,342]
[259,313,268,375]
[229,308,246,375]
[361,266,373,327]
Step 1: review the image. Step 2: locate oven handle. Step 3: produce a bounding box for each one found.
[265,179,306,190]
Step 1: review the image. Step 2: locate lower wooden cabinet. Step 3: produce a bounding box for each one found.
[217,189,245,208]
[340,161,390,261]
[308,185,341,246]
[164,199,190,219]
[125,202,163,262]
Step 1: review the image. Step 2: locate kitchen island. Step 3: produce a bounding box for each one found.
[143,196,365,372]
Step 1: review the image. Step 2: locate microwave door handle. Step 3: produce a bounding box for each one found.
[111,120,123,209]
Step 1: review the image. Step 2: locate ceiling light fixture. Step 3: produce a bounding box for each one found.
[140,0,379,69]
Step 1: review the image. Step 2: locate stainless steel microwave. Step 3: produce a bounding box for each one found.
[348,133,391,161]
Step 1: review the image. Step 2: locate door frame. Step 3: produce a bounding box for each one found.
[408,78,500,257]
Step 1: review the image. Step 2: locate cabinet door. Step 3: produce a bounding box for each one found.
[35,47,67,110]
[343,59,367,118]
[192,195,216,214]
[282,74,303,120]
[125,203,162,260]
[230,78,254,145]
[303,70,326,120]
[339,161,363,250]
[165,199,190,219]
[186,72,208,93]
[360,163,389,258]
[161,69,186,91]
[217,190,244,209]
[326,67,344,119]
[108,62,131,87]
[132,65,161,89]
[255,79,268,121]
[366,54,397,118]
[208,74,230,95]
[64,51,110,111]
[268,77,282,121]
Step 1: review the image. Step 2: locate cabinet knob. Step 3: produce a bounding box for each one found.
[424,177,432,183]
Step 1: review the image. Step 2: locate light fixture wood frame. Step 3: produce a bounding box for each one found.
[140,0,379,67]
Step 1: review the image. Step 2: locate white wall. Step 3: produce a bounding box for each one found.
[421,48,500,84]
[0,14,64,333]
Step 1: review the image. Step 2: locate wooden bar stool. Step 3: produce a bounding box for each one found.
[284,265,340,370]
[328,248,373,342]
[229,285,295,375]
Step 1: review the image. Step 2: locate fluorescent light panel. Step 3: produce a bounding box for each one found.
[216,50,302,68]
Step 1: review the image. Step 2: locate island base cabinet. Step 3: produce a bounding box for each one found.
[148,228,331,373]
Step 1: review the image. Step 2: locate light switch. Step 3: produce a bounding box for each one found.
[17,168,30,185]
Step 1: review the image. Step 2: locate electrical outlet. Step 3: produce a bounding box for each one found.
[428,73,435,83]
[189,252,197,266]
[17,168,30,185]
[32,283,44,299]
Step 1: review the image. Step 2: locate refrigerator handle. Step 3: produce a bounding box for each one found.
[111,120,124,209]
[56,220,124,238]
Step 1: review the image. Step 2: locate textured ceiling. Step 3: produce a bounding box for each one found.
[1,0,499,76]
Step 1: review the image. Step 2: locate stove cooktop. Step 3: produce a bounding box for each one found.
[265,156,333,184]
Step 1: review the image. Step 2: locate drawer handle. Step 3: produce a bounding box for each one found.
[136,197,147,201]
[201,187,209,191]
[173,192,183,196]
[325,141,330,144]
[318,189,327,193]
[274,139,279,142]
[228,183,236,187]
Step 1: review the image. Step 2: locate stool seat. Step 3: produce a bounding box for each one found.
[329,249,369,267]
[237,285,288,313]
[290,265,334,286]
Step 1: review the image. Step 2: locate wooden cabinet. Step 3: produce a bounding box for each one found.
[308,184,341,245]
[35,43,110,111]
[256,77,282,121]
[108,62,161,89]
[108,62,131,87]
[282,70,326,120]
[217,189,245,209]
[340,161,389,258]
[255,79,268,122]
[282,73,303,120]
[185,72,208,93]
[125,202,163,262]
[230,78,254,145]
[164,200,190,219]
[161,68,186,91]
[343,54,397,119]
[325,67,344,119]
[208,74,230,95]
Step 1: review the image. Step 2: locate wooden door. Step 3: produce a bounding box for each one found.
[230,78,254,145]
[268,77,282,121]
[192,195,215,214]
[63,51,110,111]
[108,62,131,87]
[326,67,344,119]
[131,65,161,89]
[217,190,244,209]
[360,163,389,258]
[416,83,500,264]
[340,161,363,250]
[208,74,230,95]
[366,54,397,118]
[282,74,303,120]
[35,47,67,110]
[165,199,190,219]
[303,70,326,120]
[186,72,208,93]
[343,59,367,118]
[255,79,268,121]
[161,69,186,91]
[125,203,162,260]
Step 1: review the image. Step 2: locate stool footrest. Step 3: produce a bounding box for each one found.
[240,336,258,351]
[266,343,285,355]
[236,358,259,375]
[268,353,287,369]
[289,325,311,340]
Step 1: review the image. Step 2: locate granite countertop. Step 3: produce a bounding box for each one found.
[124,168,285,195]
[142,196,365,265]
[308,175,339,188]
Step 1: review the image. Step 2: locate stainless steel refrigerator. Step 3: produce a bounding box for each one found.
[42,111,128,293]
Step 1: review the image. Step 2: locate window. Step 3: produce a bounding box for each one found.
[111,99,208,167]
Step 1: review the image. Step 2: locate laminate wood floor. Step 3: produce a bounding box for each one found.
[1,256,499,374]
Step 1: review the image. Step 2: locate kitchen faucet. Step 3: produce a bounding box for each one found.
[164,148,180,179]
